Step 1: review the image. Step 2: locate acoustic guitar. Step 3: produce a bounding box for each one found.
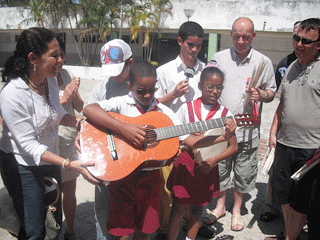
[80,111,259,182]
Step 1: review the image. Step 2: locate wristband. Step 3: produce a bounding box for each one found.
[263,91,269,102]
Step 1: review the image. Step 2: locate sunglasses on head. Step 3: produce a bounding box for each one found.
[136,87,157,95]
[293,34,320,45]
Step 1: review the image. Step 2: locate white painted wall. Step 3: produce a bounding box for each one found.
[63,65,104,81]
[162,0,320,32]
[1,1,319,32]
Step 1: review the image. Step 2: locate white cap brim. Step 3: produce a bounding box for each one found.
[101,62,125,77]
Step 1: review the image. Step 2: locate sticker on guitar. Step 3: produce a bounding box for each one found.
[80,111,259,182]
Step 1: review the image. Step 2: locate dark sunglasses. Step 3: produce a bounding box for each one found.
[293,34,320,45]
[136,87,157,95]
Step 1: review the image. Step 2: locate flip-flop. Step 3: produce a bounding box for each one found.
[202,209,226,225]
[231,215,244,231]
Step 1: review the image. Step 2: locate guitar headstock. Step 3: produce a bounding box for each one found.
[234,113,260,126]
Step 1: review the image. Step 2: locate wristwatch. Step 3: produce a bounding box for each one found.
[263,91,269,102]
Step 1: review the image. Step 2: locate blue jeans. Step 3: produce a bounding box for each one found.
[0,150,62,240]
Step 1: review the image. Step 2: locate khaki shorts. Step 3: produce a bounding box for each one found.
[59,135,80,183]
[218,137,259,193]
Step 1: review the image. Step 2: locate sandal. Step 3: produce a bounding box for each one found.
[202,209,226,225]
[64,231,79,240]
[259,212,279,222]
[231,215,244,231]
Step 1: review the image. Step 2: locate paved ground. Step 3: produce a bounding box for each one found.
[0,79,308,240]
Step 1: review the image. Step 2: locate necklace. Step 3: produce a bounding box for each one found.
[28,79,46,89]
[298,59,317,86]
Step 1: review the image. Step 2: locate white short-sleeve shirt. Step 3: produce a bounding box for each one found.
[212,48,276,142]
[155,56,205,113]
[97,93,183,139]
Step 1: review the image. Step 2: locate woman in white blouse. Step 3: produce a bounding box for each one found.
[0,27,99,239]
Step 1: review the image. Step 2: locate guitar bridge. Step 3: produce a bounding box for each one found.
[106,130,118,160]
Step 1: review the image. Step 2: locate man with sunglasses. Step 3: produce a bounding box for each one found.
[265,18,320,240]
[204,17,276,231]
[260,21,302,224]
[274,21,301,89]
[87,39,133,240]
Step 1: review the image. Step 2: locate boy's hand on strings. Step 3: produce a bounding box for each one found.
[120,124,147,148]
[223,118,237,141]
[173,79,189,97]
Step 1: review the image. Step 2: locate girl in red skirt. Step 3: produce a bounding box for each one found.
[167,62,238,240]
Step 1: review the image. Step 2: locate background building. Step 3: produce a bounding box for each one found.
[0,0,319,69]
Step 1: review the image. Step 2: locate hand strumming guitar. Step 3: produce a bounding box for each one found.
[119,123,147,148]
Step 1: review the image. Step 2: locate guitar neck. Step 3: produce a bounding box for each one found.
[155,116,233,141]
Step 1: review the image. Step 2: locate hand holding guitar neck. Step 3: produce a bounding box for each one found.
[184,67,195,81]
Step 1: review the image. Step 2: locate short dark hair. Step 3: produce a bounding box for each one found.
[200,65,224,84]
[178,21,204,42]
[2,27,55,82]
[299,18,320,40]
[129,61,157,85]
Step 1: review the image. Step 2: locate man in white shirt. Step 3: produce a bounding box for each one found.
[155,21,205,113]
[204,17,276,231]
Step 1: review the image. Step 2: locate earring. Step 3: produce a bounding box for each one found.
[34,64,36,71]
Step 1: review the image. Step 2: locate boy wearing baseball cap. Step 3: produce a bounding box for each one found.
[88,39,133,240]
[89,39,133,103]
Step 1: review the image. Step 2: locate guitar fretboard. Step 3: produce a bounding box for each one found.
[154,116,233,141]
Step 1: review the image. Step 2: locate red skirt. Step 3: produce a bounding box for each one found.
[167,149,220,205]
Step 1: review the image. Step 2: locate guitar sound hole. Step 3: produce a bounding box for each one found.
[145,126,159,148]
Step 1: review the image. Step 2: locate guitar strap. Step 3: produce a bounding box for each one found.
[187,101,195,123]
[221,107,228,118]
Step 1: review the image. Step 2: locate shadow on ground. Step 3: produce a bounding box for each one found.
[59,201,96,240]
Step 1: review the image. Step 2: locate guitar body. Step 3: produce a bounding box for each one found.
[80,111,180,182]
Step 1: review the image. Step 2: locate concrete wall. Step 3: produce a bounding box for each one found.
[164,0,320,32]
